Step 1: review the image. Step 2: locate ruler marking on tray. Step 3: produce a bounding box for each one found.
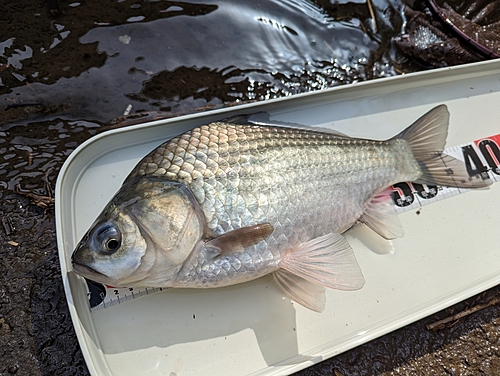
[84,132,500,312]
[392,134,499,214]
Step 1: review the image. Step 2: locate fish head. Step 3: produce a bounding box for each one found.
[71,176,206,287]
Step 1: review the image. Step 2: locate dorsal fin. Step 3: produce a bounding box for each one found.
[247,112,349,136]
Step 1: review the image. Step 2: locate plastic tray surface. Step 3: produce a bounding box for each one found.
[56,60,500,375]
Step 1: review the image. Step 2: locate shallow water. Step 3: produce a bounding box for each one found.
[1,0,499,375]
[1,0,404,123]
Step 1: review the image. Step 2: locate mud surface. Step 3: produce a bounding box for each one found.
[1,1,499,375]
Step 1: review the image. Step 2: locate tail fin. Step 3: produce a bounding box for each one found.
[392,105,491,188]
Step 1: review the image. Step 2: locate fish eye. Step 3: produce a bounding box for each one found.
[106,239,120,250]
[94,223,121,254]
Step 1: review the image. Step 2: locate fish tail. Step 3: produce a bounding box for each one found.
[393,105,491,188]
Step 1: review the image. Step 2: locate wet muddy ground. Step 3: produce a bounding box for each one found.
[1,0,500,375]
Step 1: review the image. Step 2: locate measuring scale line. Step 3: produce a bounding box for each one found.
[85,132,500,312]
[90,287,165,312]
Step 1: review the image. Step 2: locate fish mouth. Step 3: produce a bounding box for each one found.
[72,262,107,280]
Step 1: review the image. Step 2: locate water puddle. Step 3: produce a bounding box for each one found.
[1,0,404,123]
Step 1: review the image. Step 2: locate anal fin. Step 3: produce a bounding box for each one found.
[359,188,403,240]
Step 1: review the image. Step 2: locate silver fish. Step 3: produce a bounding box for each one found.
[71,105,490,312]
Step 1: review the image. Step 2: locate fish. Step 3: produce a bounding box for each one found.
[71,105,490,312]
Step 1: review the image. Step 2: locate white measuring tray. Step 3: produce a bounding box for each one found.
[56,60,500,376]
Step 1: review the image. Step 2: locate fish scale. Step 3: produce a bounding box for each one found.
[72,105,492,312]
[131,125,412,234]
[124,122,421,288]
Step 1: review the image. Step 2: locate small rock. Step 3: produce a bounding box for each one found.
[119,35,131,45]
[7,363,19,374]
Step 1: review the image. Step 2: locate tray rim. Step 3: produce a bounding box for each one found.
[56,59,500,376]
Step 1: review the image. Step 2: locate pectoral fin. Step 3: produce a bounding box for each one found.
[279,233,365,293]
[359,188,403,240]
[205,223,274,255]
